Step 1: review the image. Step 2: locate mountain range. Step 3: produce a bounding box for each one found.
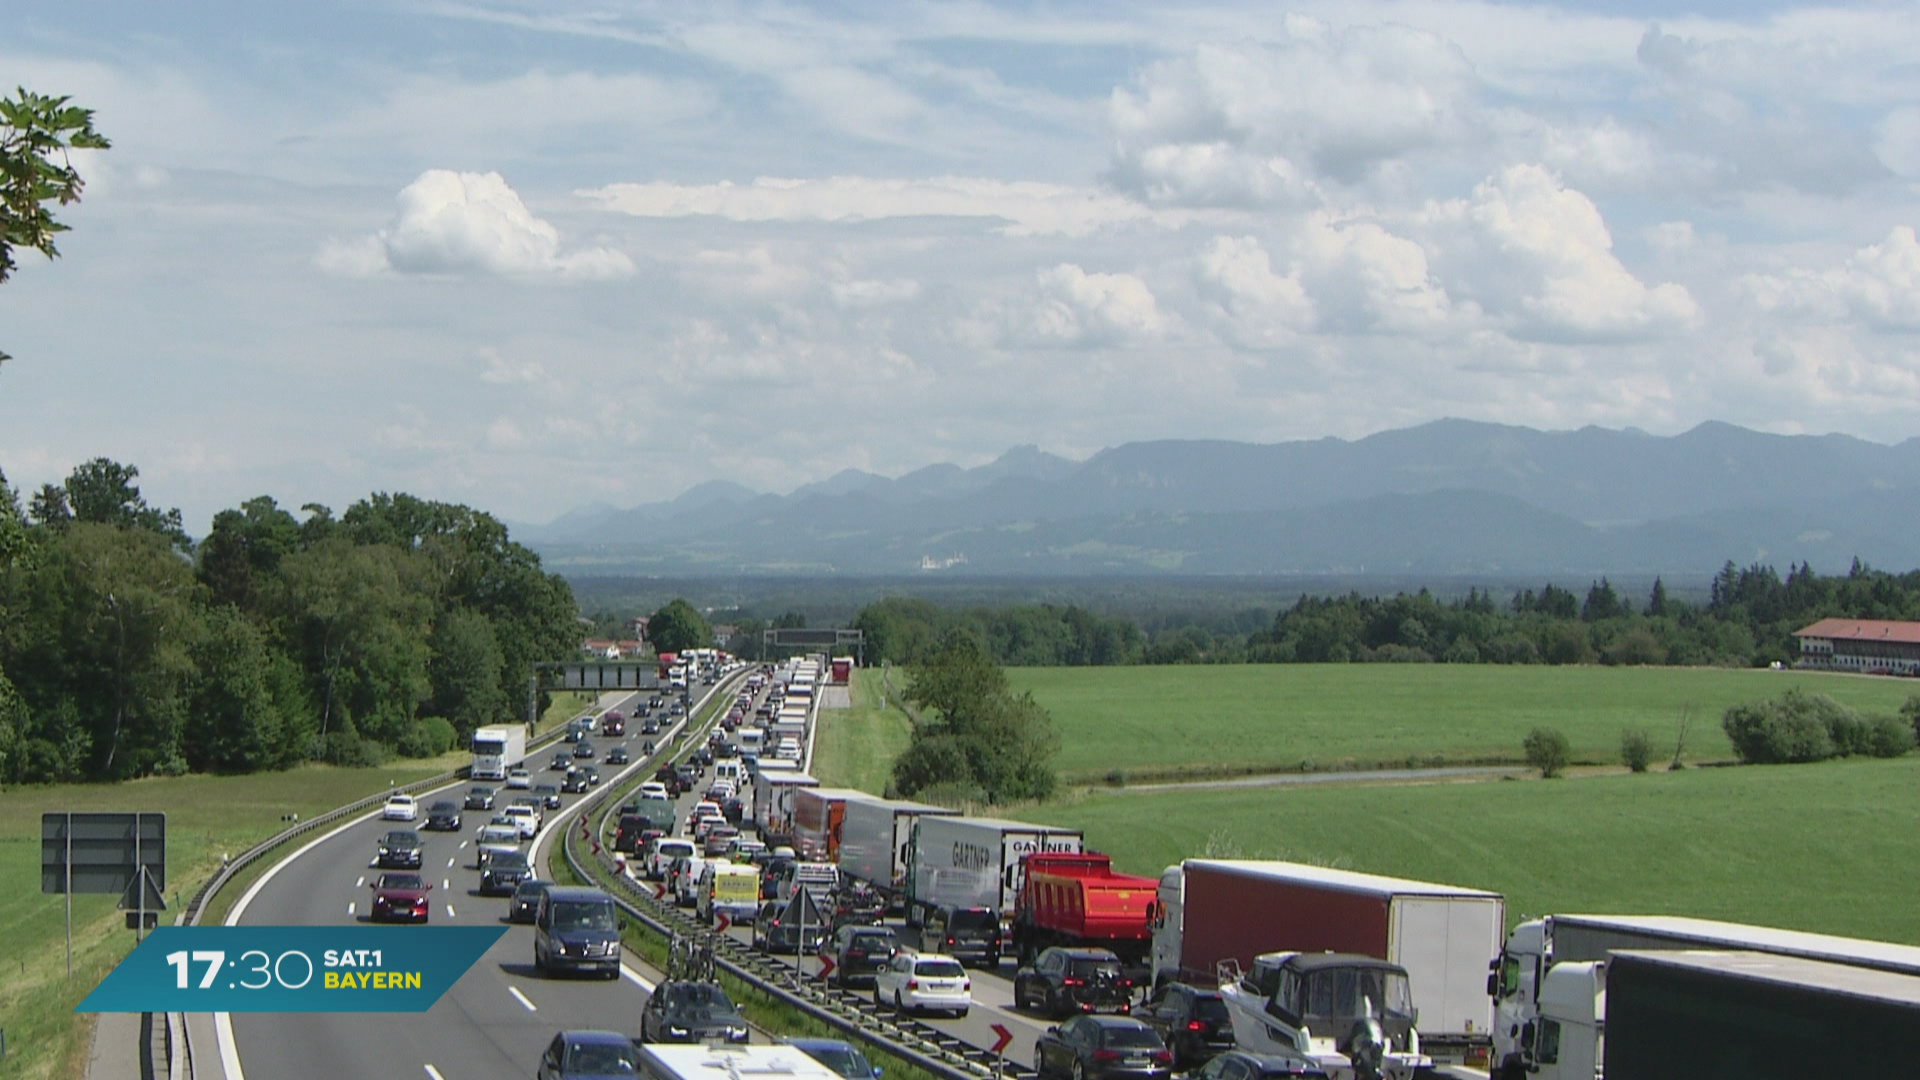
[514,420,1920,578]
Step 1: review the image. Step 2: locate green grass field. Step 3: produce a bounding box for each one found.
[810,669,914,795]
[1017,756,1920,944]
[0,760,458,1080]
[1009,665,1920,782]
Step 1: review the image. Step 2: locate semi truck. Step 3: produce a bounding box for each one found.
[1010,852,1159,970]
[906,815,1082,927]
[750,768,818,847]
[790,787,874,863]
[469,724,527,782]
[1491,914,1920,1080]
[1154,859,1504,1070]
[837,796,958,906]
[1604,950,1920,1080]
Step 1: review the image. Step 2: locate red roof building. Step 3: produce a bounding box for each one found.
[1793,619,1920,675]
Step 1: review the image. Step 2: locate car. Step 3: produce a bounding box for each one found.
[721,797,745,826]
[705,780,736,801]
[534,782,563,810]
[424,801,462,831]
[826,924,897,988]
[690,745,714,767]
[534,885,623,979]
[375,829,423,869]
[725,837,767,863]
[648,838,697,880]
[584,766,601,786]
[606,746,630,765]
[536,1030,642,1080]
[785,1038,882,1080]
[614,815,660,855]
[561,769,591,794]
[639,781,670,801]
[551,752,574,771]
[573,739,596,759]
[509,879,553,924]
[1138,983,1236,1069]
[506,767,532,789]
[641,717,660,735]
[479,849,533,896]
[463,785,496,811]
[640,980,750,1044]
[369,872,432,923]
[1033,1016,1172,1080]
[502,804,541,839]
[1189,1050,1329,1080]
[601,713,625,736]
[826,882,886,931]
[381,793,418,821]
[703,826,740,858]
[873,952,971,1018]
[920,905,1002,967]
[475,824,521,868]
[1016,947,1135,1018]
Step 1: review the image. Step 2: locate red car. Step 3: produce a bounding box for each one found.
[370,872,433,923]
[601,712,625,736]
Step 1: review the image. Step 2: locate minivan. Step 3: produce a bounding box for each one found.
[534,885,622,979]
[920,905,1002,967]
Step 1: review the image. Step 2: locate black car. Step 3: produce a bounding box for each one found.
[655,765,687,797]
[691,746,714,767]
[642,717,660,735]
[464,785,496,811]
[584,766,601,786]
[534,782,563,810]
[752,900,825,954]
[1033,1016,1172,1080]
[721,797,744,826]
[510,879,553,924]
[607,746,630,765]
[1016,947,1134,1018]
[573,739,595,759]
[640,980,750,1044]
[674,762,700,787]
[424,800,462,831]
[480,849,533,896]
[561,769,590,794]
[537,1031,641,1080]
[1188,1050,1329,1080]
[1139,983,1236,1068]
[550,752,573,771]
[375,829,424,869]
[826,924,897,988]
[920,905,1003,967]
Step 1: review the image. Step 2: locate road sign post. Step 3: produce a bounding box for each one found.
[42,812,166,973]
[990,1023,1013,1075]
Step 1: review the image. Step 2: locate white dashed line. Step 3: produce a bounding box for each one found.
[446,904,457,918]
[347,902,356,916]
[458,840,468,849]
[508,985,538,1012]
[424,1066,445,1080]
[355,876,365,888]
[442,879,450,891]
[447,857,457,867]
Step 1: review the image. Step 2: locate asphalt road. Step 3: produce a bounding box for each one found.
[218,681,720,1080]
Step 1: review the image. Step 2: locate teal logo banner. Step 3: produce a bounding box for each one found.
[77,925,507,1012]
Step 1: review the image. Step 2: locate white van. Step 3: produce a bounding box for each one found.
[714,760,743,785]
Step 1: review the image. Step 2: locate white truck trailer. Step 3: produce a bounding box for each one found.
[469,724,526,781]
[905,814,1082,926]
[838,796,960,907]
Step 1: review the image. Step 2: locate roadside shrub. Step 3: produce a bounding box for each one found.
[1722,692,1838,764]
[1620,727,1653,772]
[1523,726,1571,778]
[1866,715,1916,758]
[319,729,388,768]
[1104,768,1127,787]
[395,716,457,758]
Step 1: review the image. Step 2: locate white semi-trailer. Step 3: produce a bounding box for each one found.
[838,796,959,906]
[469,724,526,781]
[905,815,1082,925]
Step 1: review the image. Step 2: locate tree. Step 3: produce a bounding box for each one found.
[60,458,187,546]
[2,87,110,363]
[1645,577,1670,617]
[1523,726,1570,778]
[647,599,712,654]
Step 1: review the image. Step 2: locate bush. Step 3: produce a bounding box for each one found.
[394,716,458,758]
[319,729,388,768]
[1722,691,1840,764]
[1620,727,1653,772]
[1523,726,1571,778]
[1865,714,1915,759]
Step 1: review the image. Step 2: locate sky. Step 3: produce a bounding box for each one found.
[3,0,1918,534]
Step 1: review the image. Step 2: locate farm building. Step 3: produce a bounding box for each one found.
[1794,618,1920,675]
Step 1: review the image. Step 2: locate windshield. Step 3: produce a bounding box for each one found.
[382,832,418,846]
[1194,996,1230,1022]
[804,1046,872,1079]
[379,874,425,890]
[851,932,894,951]
[950,909,996,931]
[553,901,617,931]
[492,851,529,870]
[664,983,737,1014]
[1101,1026,1164,1049]
[1300,967,1415,1025]
[568,1042,638,1074]
[472,737,506,754]
[916,960,966,978]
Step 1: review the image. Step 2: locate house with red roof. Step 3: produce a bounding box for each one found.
[1794,618,1920,676]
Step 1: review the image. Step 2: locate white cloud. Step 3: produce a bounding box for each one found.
[1745,227,1920,331]
[477,348,548,385]
[832,278,923,307]
[580,175,1160,237]
[1193,236,1313,346]
[318,170,635,280]
[1878,107,1920,177]
[1028,264,1168,346]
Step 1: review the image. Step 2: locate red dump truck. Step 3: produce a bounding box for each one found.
[1011,852,1160,969]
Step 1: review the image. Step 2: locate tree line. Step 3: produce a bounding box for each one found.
[0,460,578,782]
[851,562,1920,669]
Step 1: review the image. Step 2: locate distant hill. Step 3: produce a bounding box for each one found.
[521,422,1920,577]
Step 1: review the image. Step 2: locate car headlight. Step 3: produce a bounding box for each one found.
[727,1027,748,1040]
[378,848,390,855]
[668,1026,689,1037]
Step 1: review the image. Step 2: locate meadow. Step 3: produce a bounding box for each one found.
[1017,755,1920,945]
[1008,664,1920,782]
[810,670,913,795]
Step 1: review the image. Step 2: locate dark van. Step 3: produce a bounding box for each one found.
[533,885,622,978]
[920,905,1002,967]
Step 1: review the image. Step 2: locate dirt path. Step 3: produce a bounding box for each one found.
[1102,764,1524,794]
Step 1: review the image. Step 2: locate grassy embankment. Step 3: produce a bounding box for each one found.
[1010,664,1918,784]
[808,668,914,795]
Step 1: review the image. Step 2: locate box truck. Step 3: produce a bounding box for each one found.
[1154,859,1504,1070]
[751,769,818,846]
[837,796,959,906]
[1491,914,1920,1080]
[906,815,1082,926]
[1603,950,1920,1080]
[790,787,874,862]
[469,724,526,781]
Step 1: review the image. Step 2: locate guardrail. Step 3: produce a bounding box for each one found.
[561,667,1033,1080]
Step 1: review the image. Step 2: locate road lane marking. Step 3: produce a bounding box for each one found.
[447,857,457,867]
[621,964,656,992]
[355,876,365,887]
[508,985,538,1012]
[446,904,457,918]
[459,840,468,849]
[347,902,356,916]
[443,879,450,890]
[425,1066,446,1080]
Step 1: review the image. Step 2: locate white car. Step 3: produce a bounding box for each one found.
[501,805,540,839]
[874,952,971,1018]
[638,782,670,801]
[648,838,696,881]
[381,794,418,821]
[694,813,727,841]
[505,767,532,789]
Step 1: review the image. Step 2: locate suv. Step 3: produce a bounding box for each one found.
[1139,983,1236,1068]
[640,980,750,1044]
[874,952,971,1018]
[463,785,496,811]
[533,885,623,979]
[919,905,1002,967]
[826,924,897,988]
[1015,946,1134,1018]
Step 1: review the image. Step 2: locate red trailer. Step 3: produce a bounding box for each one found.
[831,657,853,684]
[1011,852,1159,967]
[791,787,873,863]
